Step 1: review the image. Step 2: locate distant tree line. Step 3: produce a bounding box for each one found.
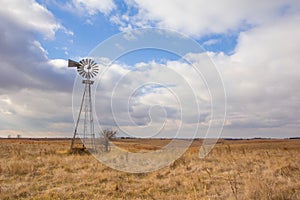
[7,134,21,138]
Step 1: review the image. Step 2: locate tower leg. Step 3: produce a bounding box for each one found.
[88,82,96,150]
[70,86,86,150]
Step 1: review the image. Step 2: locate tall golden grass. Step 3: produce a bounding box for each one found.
[0,138,299,199]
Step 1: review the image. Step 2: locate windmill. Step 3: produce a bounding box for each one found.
[68,58,99,151]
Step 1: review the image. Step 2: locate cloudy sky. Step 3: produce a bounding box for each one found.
[0,0,299,138]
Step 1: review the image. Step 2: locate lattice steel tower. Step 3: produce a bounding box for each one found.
[68,58,99,150]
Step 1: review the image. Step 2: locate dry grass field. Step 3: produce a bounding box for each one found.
[0,138,299,199]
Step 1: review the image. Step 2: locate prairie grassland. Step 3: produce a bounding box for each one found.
[0,138,299,199]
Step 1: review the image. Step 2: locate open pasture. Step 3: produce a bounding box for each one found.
[0,138,299,199]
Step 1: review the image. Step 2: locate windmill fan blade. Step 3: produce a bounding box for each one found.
[78,69,85,76]
[93,66,99,70]
[80,72,85,78]
[78,70,84,75]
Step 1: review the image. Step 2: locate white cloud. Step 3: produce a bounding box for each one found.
[0,0,62,40]
[85,58,212,138]
[106,0,300,137]
[0,89,74,135]
[71,0,116,16]
[112,0,300,37]
[48,59,68,69]
[1,96,12,105]
[211,13,300,136]
[202,39,220,47]
[102,6,300,137]
[0,0,75,137]
[74,8,300,138]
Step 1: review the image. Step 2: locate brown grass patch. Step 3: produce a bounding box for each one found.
[0,138,299,199]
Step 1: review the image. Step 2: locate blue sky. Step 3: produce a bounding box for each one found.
[0,0,300,138]
[38,0,238,60]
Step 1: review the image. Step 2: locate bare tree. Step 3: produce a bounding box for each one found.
[102,129,117,152]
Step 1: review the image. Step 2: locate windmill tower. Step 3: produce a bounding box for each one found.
[68,58,99,151]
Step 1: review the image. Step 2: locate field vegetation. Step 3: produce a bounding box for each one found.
[0,138,299,199]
